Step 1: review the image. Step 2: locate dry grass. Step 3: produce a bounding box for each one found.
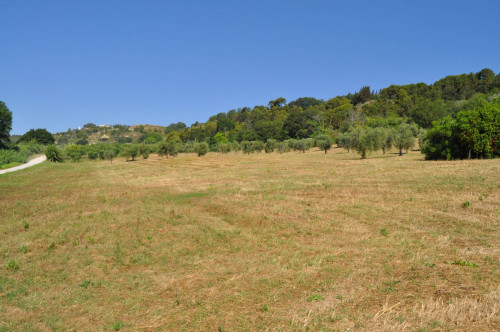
[0,148,499,331]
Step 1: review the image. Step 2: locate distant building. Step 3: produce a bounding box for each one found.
[98,124,112,128]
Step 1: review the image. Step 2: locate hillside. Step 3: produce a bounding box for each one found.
[52,69,500,147]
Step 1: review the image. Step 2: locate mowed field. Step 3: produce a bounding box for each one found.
[0,148,499,331]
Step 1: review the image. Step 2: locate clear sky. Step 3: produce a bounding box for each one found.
[2,0,499,134]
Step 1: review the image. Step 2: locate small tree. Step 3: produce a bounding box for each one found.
[65,145,85,162]
[393,124,416,156]
[294,139,307,153]
[217,143,231,154]
[194,142,209,156]
[265,139,276,153]
[350,127,384,159]
[124,145,139,161]
[45,144,63,162]
[316,134,333,154]
[158,141,178,158]
[253,141,265,153]
[104,150,115,163]
[87,150,99,160]
[382,129,394,154]
[337,132,351,152]
[139,144,150,159]
[0,101,12,149]
[241,141,254,154]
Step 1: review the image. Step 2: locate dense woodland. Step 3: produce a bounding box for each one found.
[1,68,499,166]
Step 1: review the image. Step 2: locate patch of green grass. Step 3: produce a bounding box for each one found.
[6,260,19,271]
[111,321,124,331]
[380,228,388,236]
[0,162,22,170]
[452,260,478,268]
[307,294,325,302]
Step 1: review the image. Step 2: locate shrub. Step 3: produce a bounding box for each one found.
[65,145,85,162]
[265,139,276,153]
[0,149,28,167]
[104,150,115,163]
[139,145,150,159]
[217,143,231,154]
[123,145,139,161]
[158,141,178,158]
[194,142,209,156]
[241,141,254,154]
[87,149,99,160]
[253,141,265,153]
[45,145,64,162]
[423,100,500,159]
[316,134,333,154]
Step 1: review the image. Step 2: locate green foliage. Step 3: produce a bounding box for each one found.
[123,145,139,161]
[350,127,384,159]
[87,149,99,160]
[452,260,478,268]
[307,294,325,302]
[337,132,352,152]
[65,145,85,162]
[216,143,231,154]
[104,150,115,163]
[241,141,254,154]
[265,139,276,153]
[158,140,178,158]
[392,124,416,156]
[194,142,209,157]
[253,141,265,153]
[316,135,333,154]
[45,145,64,162]
[139,145,150,159]
[0,101,13,148]
[7,260,19,271]
[18,128,55,145]
[422,100,500,160]
[0,149,28,167]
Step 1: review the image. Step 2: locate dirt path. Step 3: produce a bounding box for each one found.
[0,155,47,175]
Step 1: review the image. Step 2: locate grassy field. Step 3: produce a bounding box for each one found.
[0,147,499,331]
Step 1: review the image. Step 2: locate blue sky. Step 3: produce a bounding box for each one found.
[2,0,499,134]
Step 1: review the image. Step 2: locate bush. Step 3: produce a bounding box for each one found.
[217,143,231,154]
[241,141,254,154]
[139,145,150,159]
[158,141,178,158]
[65,145,85,162]
[265,139,276,153]
[0,149,28,167]
[45,145,64,162]
[253,141,265,153]
[316,134,333,154]
[104,150,115,163]
[422,100,500,160]
[194,142,209,156]
[123,145,139,161]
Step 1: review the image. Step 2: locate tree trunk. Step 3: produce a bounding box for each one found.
[399,148,403,156]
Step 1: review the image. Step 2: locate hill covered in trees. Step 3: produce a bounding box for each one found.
[48,68,500,160]
[2,68,499,166]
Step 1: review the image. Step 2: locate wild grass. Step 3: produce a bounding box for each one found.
[0,147,499,330]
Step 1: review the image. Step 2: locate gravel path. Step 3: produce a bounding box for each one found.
[0,155,47,175]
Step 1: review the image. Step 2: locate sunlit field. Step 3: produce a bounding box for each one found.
[1,148,499,331]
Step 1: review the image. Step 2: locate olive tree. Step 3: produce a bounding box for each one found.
[194,142,209,156]
[316,134,333,154]
[392,124,416,156]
